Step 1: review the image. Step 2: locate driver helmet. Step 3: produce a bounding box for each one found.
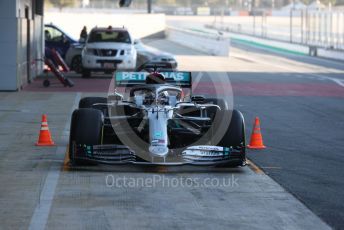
[145,72,166,84]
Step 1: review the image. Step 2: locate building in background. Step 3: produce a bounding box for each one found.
[0,0,44,91]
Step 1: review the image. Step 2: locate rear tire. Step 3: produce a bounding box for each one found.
[203,98,228,121]
[203,98,245,147]
[104,70,113,75]
[82,69,91,78]
[69,108,103,165]
[79,97,108,108]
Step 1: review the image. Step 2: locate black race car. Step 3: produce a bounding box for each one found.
[69,71,246,167]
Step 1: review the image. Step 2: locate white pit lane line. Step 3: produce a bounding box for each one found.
[28,92,81,230]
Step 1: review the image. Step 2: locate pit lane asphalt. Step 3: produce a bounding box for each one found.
[232,43,344,230]
[147,38,344,229]
[0,39,335,230]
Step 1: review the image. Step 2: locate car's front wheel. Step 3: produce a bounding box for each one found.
[69,108,103,165]
[217,109,246,149]
[204,98,246,167]
[217,109,246,167]
[71,55,83,74]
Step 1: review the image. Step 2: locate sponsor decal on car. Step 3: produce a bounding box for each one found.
[115,72,191,82]
[182,146,231,157]
[153,131,163,139]
[151,139,165,145]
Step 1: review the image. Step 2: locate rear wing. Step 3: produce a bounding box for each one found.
[114,72,192,88]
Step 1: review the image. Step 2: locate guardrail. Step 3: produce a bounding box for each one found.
[166,26,230,57]
[206,24,344,61]
[210,11,344,52]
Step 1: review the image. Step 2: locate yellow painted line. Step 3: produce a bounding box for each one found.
[247,159,264,174]
[62,145,70,171]
[261,166,282,169]
[156,165,168,173]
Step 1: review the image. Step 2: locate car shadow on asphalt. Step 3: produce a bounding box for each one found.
[64,164,246,174]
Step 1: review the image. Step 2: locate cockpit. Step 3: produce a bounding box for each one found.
[129,86,182,106]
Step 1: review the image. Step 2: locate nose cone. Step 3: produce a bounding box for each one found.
[149,145,169,157]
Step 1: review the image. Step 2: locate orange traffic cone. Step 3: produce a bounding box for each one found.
[247,117,266,149]
[36,114,55,146]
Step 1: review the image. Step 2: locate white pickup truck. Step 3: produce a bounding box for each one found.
[81,26,137,78]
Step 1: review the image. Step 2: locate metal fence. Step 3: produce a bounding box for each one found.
[212,10,344,51]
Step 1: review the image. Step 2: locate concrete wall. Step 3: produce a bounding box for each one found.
[205,23,344,61]
[0,1,17,90]
[222,31,344,61]
[167,27,230,56]
[228,32,309,55]
[0,0,43,91]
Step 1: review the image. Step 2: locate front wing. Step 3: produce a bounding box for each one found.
[71,144,246,166]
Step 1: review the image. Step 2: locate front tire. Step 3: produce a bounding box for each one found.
[79,97,108,109]
[82,69,91,78]
[71,55,83,74]
[203,98,245,147]
[205,98,246,167]
[218,109,246,148]
[217,109,246,167]
[69,108,103,165]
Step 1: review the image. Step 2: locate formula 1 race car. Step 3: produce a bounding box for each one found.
[69,71,246,167]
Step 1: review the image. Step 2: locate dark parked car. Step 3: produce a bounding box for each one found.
[134,39,178,70]
[45,24,85,73]
[44,24,78,59]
